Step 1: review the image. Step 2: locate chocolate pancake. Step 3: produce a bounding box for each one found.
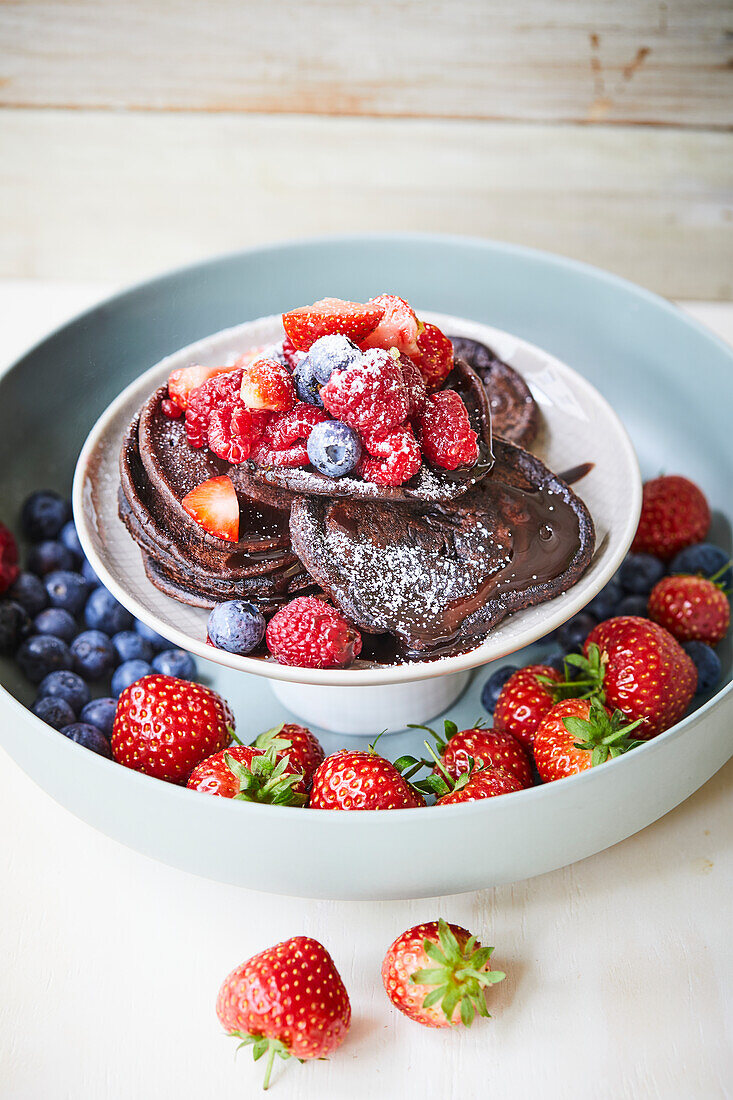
[449,336,539,448]
[289,439,595,660]
[119,390,315,609]
[244,357,494,505]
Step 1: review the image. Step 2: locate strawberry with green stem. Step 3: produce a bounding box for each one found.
[187,743,307,805]
[382,918,505,1028]
[405,738,523,803]
[249,722,325,792]
[533,698,645,783]
[406,718,533,789]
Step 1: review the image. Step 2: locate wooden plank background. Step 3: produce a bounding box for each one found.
[1,0,731,296]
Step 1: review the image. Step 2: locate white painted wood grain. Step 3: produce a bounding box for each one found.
[1,0,731,127]
[0,108,731,297]
[0,283,732,1100]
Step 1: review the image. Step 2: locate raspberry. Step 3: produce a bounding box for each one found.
[321,349,409,438]
[240,356,297,412]
[266,596,362,669]
[398,354,428,419]
[252,404,329,468]
[185,368,245,449]
[360,424,422,486]
[410,323,454,390]
[418,391,478,470]
[208,405,257,464]
[161,398,183,419]
[0,523,19,594]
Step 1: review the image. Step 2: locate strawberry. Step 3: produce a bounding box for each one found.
[581,618,698,737]
[361,294,422,356]
[533,698,644,783]
[187,744,306,805]
[181,475,239,543]
[631,475,710,560]
[492,664,563,748]
[251,722,325,791]
[382,918,505,1028]
[309,746,425,810]
[421,719,533,789]
[168,358,255,411]
[282,297,384,351]
[648,574,730,645]
[240,357,297,412]
[111,674,234,784]
[217,936,351,1089]
[434,764,523,805]
[409,322,454,390]
[0,522,19,593]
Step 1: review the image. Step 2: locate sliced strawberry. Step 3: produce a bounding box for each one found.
[181,476,239,543]
[282,298,384,352]
[240,357,297,412]
[361,294,422,356]
[167,349,266,411]
[410,323,454,390]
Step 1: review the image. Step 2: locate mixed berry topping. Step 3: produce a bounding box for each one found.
[265,595,362,669]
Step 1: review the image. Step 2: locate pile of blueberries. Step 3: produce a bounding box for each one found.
[0,490,198,757]
[482,547,729,711]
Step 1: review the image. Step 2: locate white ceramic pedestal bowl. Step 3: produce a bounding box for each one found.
[73,311,640,733]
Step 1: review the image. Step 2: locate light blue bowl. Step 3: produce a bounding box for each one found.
[1,235,730,899]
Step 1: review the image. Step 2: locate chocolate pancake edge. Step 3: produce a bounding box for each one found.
[449,336,539,448]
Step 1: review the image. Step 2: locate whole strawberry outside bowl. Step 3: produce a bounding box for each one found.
[0,235,731,900]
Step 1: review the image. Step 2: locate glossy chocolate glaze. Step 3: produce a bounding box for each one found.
[290,439,594,660]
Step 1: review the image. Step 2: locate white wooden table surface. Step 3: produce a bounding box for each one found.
[1,282,731,1100]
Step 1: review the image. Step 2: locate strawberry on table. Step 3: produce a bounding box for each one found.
[111,674,234,784]
[533,698,644,783]
[217,936,351,1089]
[282,297,384,351]
[581,618,698,737]
[251,722,325,791]
[648,574,730,645]
[492,664,563,748]
[631,475,710,560]
[360,294,422,356]
[181,475,240,543]
[187,744,306,805]
[309,747,425,809]
[382,918,505,1028]
[423,719,533,789]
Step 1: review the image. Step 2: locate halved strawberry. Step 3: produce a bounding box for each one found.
[240,357,297,412]
[181,476,239,542]
[282,298,384,352]
[361,294,422,356]
[167,349,265,411]
[410,323,454,390]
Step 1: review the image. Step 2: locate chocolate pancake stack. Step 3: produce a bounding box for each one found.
[119,337,595,662]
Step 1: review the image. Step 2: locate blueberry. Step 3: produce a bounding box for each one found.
[27,540,75,576]
[70,629,116,680]
[683,642,722,695]
[8,572,48,615]
[307,420,362,478]
[31,695,76,731]
[84,587,133,634]
[20,490,70,541]
[152,648,197,679]
[112,630,153,664]
[615,594,649,618]
[292,357,324,406]
[480,665,517,712]
[0,600,33,655]
[306,335,362,385]
[34,607,78,644]
[60,521,85,564]
[61,723,112,758]
[557,611,597,653]
[586,580,623,622]
[81,559,100,585]
[37,668,90,712]
[619,552,665,595]
[670,543,732,589]
[207,600,266,655]
[16,635,73,684]
[45,570,90,615]
[133,619,171,651]
[80,697,117,738]
[111,659,153,696]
